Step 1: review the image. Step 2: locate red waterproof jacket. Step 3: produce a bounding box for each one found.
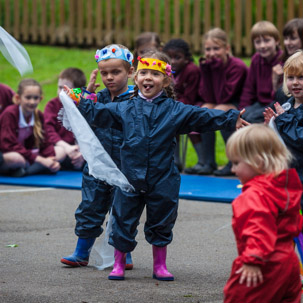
[224,168,303,303]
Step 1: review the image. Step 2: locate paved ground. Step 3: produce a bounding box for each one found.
[0,184,237,303]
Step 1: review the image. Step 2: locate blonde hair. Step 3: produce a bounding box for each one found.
[251,21,280,43]
[226,124,292,175]
[133,50,176,99]
[282,50,303,95]
[203,27,231,53]
[13,79,44,149]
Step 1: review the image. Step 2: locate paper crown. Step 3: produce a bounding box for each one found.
[95,44,134,65]
[137,56,173,76]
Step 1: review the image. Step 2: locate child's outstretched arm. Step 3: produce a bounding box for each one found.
[236,263,263,287]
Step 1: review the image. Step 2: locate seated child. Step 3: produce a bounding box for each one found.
[133,32,162,69]
[0,83,14,114]
[223,124,302,303]
[198,28,248,176]
[273,18,303,104]
[44,67,86,170]
[163,38,203,173]
[239,21,282,123]
[0,79,60,177]
[0,82,15,167]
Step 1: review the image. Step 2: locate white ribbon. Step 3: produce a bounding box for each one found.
[0,26,33,76]
[59,90,134,192]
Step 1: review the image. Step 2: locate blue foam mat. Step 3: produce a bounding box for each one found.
[0,171,241,203]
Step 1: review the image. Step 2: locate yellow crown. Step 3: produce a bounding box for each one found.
[137,57,172,76]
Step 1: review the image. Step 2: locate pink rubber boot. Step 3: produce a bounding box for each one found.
[108,249,126,280]
[152,245,174,281]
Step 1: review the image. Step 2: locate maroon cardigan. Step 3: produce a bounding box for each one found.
[199,56,248,105]
[44,97,75,145]
[239,50,282,109]
[0,83,14,115]
[0,104,55,164]
[174,61,202,106]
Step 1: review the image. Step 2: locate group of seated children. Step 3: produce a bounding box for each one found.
[168,18,303,176]
[0,68,86,177]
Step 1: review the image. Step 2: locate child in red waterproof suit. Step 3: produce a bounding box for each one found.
[223,124,303,303]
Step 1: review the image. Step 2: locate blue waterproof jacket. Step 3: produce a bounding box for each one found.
[79,92,239,191]
[275,97,303,183]
[91,86,134,168]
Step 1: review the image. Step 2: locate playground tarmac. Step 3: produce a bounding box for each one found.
[0,183,237,303]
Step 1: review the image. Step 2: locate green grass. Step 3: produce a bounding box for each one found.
[0,44,249,168]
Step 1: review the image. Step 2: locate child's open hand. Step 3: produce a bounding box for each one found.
[236,264,263,287]
[263,107,277,125]
[236,109,250,130]
[87,69,101,93]
[274,102,285,115]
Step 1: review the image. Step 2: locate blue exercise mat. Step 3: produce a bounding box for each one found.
[0,171,241,203]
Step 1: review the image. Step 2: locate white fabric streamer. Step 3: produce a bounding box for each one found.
[0,26,33,76]
[90,210,115,270]
[59,91,134,192]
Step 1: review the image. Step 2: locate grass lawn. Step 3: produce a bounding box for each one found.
[0,44,250,168]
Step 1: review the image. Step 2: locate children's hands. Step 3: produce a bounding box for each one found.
[66,145,84,169]
[236,109,250,130]
[263,107,277,125]
[274,102,285,115]
[87,69,100,93]
[272,64,283,91]
[236,264,263,287]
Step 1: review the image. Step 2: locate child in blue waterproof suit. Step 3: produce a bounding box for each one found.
[264,50,303,207]
[60,44,135,269]
[67,50,247,281]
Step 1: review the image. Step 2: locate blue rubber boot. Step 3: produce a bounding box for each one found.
[125,252,133,270]
[60,237,95,267]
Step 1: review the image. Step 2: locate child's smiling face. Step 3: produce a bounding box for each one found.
[284,30,302,56]
[18,86,42,118]
[204,38,230,63]
[253,35,279,61]
[135,68,170,99]
[286,73,303,103]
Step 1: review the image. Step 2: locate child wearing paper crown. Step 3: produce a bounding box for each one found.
[223,124,303,303]
[65,50,247,281]
[60,44,134,269]
[44,67,86,171]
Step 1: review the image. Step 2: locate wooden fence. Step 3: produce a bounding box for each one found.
[1,0,303,56]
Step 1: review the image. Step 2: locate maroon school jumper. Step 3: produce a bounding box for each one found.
[173,61,202,106]
[0,104,55,164]
[198,56,248,105]
[0,83,14,115]
[44,97,75,145]
[239,50,282,109]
